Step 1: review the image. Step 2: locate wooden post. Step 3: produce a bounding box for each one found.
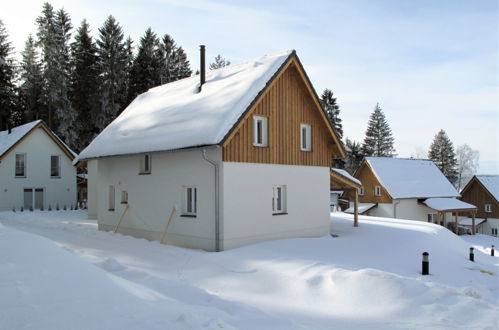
[354,189,359,227]
[454,212,459,235]
[472,211,476,235]
[114,204,130,234]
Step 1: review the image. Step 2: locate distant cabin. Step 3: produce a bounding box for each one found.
[344,157,477,233]
[76,49,345,251]
[460,175,498,236]
[0,121,77,211]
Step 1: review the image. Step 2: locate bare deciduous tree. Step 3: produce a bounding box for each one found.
[456,144,479,190]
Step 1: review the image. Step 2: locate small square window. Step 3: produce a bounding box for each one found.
[253,116,268,147]
[182,187,197,216]
[300,124,311,151]
[358,186,364,196]
[485,204,492,213]
[374,186,381,196]
[15,153,26,177]
[139,154,152,174]
[272,185,287,214]
[50,155,60,177]
[121,191,128,204]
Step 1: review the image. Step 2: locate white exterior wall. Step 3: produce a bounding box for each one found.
[221,162,329,250]
[482,218,499,237]
[92,148,220,251]
[0,127,76,211]
[370,199,452,223]
[87,160,98,219]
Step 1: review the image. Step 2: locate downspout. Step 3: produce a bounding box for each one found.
[202,149,220,252]
[393,199,400,218]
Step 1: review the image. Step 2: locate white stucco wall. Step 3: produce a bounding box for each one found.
[221,162,330,250]
[0,127,76,211]
[370,199,452,224]
[482,218,499,237]
[93,148,221,251]
[87,159,98,219]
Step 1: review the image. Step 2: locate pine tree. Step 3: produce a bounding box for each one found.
[361,103,396,157]
[18,34,45,123]
[158,34,176,84]
[172,46,191,80]
[127,28,161,103]
[344,138,364,174]
[0,19,17,127]
[428,130,458,186]
[70,19,99,151]
[209,54,231,70]
[320,89,343,139]
[96,15,128,131]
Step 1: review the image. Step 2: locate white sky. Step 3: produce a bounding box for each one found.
[2,0,498,173]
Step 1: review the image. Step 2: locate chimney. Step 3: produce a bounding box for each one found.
[199,45,206,92]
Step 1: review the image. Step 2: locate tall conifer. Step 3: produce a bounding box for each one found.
[361,103,396,157]
[320,89,343,139]
[0,19,17,127]
[428,130,458,186]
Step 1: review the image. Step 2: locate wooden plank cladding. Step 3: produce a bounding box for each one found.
[344,162,393,204]
[223,59,339,167]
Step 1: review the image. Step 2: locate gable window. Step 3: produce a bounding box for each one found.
[182,187,197,216]
[485,204,492,213]
[139,154,152,174]
[358,186,364,196]
[374,186,382,196]
[300,124,312,151]
[272,185,287,214]
[253,116,268,147]
[50,155,60,178]
[108,185,115,211]
[15,153,26,177]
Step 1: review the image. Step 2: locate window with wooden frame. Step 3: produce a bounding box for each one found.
[300,124,312,151]
[182,186,197,217]
[358,186,364,196]
[50,155,61,178]
[374,186,382,196]
[253,116,268,147]
[272,185,287,215]
[485,204,492,213]
[108,185,115,211]
[15,153,26,177]
[139,154,152,174]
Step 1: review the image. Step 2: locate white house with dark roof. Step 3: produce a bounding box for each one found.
[344,157,476,231]
[0,120,77,211]
[76,48,345,251]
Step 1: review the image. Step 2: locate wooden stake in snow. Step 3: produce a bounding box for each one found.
[422,252,429,275]
[114,204,130,234]
[160,206,177,245]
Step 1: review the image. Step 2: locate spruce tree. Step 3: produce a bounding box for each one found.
[361,103,396,157]
[96,15,128,131]
[70,20,99,151]
[172,46,191,80]
[209,54,231,70]
[428,130,458,186]
[158,34,176,84]
[320,89,343,139]
[18,35,45,123]
[0,19,17,127]
[344,138,364,174]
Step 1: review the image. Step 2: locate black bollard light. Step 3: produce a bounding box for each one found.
[492,245,495,257]
[469,247,474,262]
[422,252,429,275]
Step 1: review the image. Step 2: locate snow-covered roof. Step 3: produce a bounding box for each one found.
[0,120,44,158]
[475,175,499,202]
[423,198,476,212]
[77,50,295,161]
[364,157,460,199]
[345,203,377,214]
[458,217,486,226]
[331,168,362,187]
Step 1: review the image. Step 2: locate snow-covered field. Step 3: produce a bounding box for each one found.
[0,210,497,329]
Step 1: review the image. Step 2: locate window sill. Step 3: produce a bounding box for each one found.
[300,149,311,152]
[15,176,26,178]
[120,202,128,204]
[272,212,288,216]
[253,144,268,148]
[50,176,61,179]
[138,172,151,175]
[108,209,115,212]
[180,214,197,218]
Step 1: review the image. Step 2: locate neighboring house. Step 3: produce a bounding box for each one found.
[330,168,362,226]
[76,49,345,251]
[0,120,77,211]
[343,157,476,231]
[460,175,499,236]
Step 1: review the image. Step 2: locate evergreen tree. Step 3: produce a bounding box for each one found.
[361,103,396,157]
[0,19,17,127]
[95,15,128,131]
[18,34,45,123]
[157,35,191,83]
[127,28,161,103]
[70,20,99,151]
[344,138,364,174]
[172,46,191,80]
[320,89,343,139]
[428,130,458,186]
[209,54,231,70]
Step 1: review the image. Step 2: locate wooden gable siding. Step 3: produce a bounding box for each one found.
[460,178,499,218]
[222,62,336,167]
[344,162,393,204]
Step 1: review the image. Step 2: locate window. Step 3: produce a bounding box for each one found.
[15,153,26,177]
[374,186,382,196]
[253,116,268,147]
[108,185,115,211]
[121,191,128,204]
[272,185,287,214]
[50,155,60,177]
[300,124,312,151]
[427,214,437,223]
[139,154,152,174]
[358,186,364,196]
[183,187,197,216]
[485,204,492,213]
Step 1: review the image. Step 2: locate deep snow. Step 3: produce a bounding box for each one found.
[0,210,497,329]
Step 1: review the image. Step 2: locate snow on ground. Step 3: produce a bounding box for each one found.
[0,210,498,329]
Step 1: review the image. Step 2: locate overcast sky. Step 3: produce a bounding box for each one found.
[3,0,498,173]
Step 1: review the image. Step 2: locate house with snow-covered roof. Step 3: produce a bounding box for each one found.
[0,120,77,211]
[76,48,345,251]
[459,175,499,236]
[343,157,477,233]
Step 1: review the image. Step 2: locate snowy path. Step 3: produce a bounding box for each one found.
[1,210,498,329]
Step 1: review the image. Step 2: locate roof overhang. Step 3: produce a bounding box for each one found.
[423,198,477,212]
[345,203,377,214]
[331,169,362,190]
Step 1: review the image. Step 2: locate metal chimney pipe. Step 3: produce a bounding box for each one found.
[200,45,206,91]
